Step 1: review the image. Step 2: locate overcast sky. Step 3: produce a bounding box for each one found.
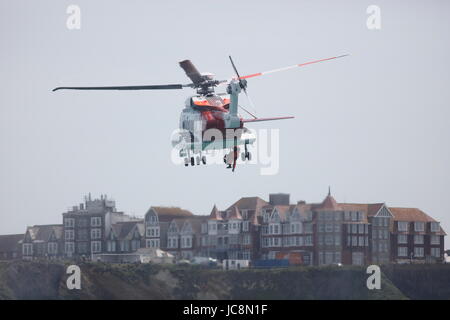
[1,0,449,248]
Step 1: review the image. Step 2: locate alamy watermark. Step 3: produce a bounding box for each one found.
[366,5,381,30]
[66,265,81,290]
[170,125,281,175]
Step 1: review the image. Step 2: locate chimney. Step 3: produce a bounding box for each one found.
[297,200,306,205]
[269,193,290,206]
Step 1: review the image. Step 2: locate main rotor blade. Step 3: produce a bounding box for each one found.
[229,56,242,79]
[52,84,187,92]
[237,54,349,80]
[179,60,203,84]
[242,116,295,123]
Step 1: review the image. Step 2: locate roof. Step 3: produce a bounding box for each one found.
[25,225,63,242]
[314,193,342,211]
[367,203,385,216]
[389,207,437,223]
[0,234,23,252]
[150,206,194,222]
[263,205,292,222]
[228,206,243,220]
[209,205,223,221]
[225,196,269,211]
[112,221,144,240]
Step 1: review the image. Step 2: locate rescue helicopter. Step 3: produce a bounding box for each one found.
[53,55,348,171]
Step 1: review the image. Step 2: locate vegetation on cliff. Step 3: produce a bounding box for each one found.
[0,260,448,300]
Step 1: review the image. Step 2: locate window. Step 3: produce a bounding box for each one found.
[65,230,74,241]
[201,223,208,233]
[182,236,192,248]
[325,252,334,264]
[430,222,440,232]
[430,235,440,245]
[91,241,102,253]
[131,240,140,251]
[351,252,363,266]
[398,234,407,244]
[146,227,159,237]
[91,228,101,239]
[334,224,341,232]
[65,242,74,254]
[318,224,324,233]
[107,240,116,252]
[351,224,357,234]
[414,222,424,232]
[274,237,280,247]
[22,243,33,255]
[358,236,364,246]
[146,239,160,248]
[344,211,350,221]
[242,221,250,232]
[91,217,102,227]
[325,235,333,245]
[414,235,424,244]
[47,242,58,254]
[398,247,407,257]
[243,234,251,245]
[273,224,280,234]
[398,221,408,232]
[414,247,424,258]
[352,236,357,246]
[325,224,333,233]
[241,210,248,219]
[64,218,75,228]
[304,235,313,246]
[431,248,440,258]
[358,224,364,234]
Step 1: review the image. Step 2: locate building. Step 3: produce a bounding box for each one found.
[62,194,140,259]
[0,234,23,260]
[389,207,445,264]
[21,224,63,260]
[0,191,446,266]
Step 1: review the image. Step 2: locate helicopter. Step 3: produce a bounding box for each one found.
[53,55,348,171]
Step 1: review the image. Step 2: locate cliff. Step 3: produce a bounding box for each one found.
[0,260,449,300]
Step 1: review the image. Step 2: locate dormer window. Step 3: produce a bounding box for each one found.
[398,221,409,232]
[241,210,248,219]
[430,222,440,232]
[414,222,425,232]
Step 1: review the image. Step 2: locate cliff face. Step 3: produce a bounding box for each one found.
[0,261,448,300]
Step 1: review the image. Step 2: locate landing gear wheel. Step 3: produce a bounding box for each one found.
[246,152,252,161]
[201,156,207,165]
[241,152,246,161]
[190,157,195,166]
[196,156,200,165]
[184,158,189,167]
[223,155,227,164]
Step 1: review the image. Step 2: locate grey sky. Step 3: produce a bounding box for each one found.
[1,0,449,248]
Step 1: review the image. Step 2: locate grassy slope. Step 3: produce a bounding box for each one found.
[0,260,448,300]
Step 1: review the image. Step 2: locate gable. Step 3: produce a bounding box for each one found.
[374,205,393,218]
